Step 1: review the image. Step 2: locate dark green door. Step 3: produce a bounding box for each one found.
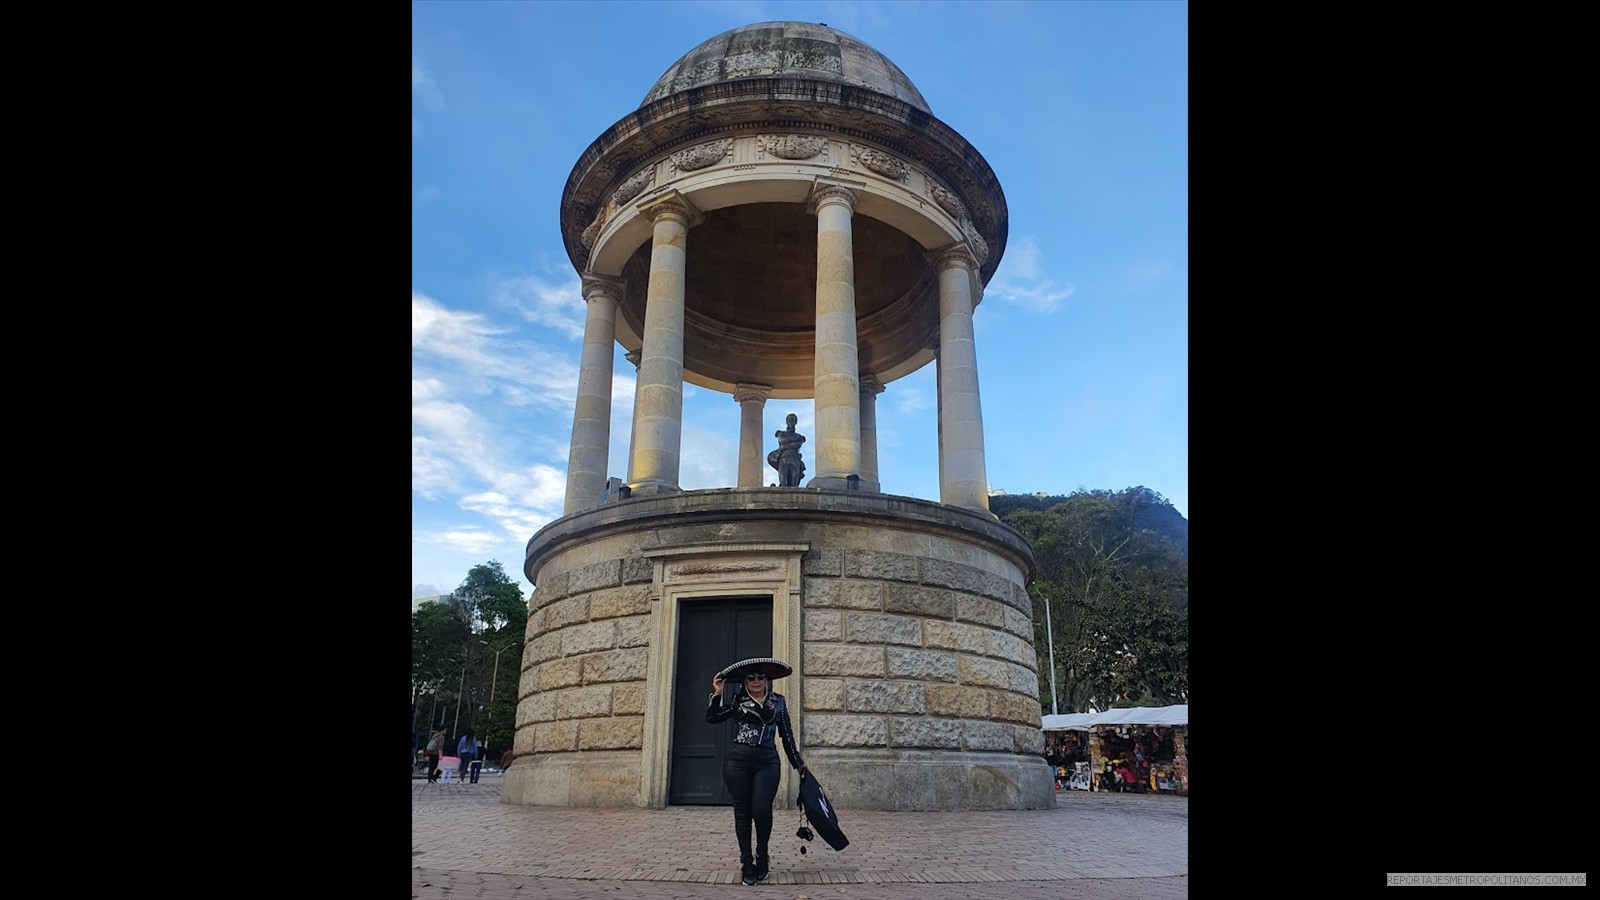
[669,596,773,805]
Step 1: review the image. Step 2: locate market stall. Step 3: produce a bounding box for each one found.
[1041,705,1187,795]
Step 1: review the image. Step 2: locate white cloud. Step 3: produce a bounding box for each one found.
[1125,260,1183,290]
[984,235,1075,314]
[495,273,587,340]
[413,62,445,113]
[412,292,580,413]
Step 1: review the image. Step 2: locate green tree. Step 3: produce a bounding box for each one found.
[1004,487,1187,713]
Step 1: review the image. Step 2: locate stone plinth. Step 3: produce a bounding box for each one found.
[507,488,1050,811]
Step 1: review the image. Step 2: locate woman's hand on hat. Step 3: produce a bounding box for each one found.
[798,763,809,774]
[712,674,725,693]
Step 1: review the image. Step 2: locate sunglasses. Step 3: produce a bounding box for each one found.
[744,674,767,681]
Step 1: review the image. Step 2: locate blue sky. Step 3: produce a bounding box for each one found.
[412,0,1187,601]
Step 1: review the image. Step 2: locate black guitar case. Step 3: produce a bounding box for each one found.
[797,769,849,851]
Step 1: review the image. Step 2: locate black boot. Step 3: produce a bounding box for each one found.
[754,849,769,883]
[741,860,757,886]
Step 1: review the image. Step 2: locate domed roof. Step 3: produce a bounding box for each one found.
[641,21,930,114]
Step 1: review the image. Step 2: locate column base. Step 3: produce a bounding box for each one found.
[806,475,878,493]
[626,481,682,498]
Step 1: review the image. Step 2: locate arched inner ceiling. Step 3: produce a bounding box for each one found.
[618,202,936,396]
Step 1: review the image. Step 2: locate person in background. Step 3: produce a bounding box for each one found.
[500,748,515,772]
[425,728,446,783]
[457,729,478,783]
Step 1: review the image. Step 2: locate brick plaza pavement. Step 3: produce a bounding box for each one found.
[412,777,1187,899]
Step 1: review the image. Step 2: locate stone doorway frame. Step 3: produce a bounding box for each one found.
[639,542,809,809]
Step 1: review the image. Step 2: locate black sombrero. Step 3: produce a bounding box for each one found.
[717,657,793,682]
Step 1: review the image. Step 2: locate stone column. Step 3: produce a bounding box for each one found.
[734,383,773,487]
[806,181,863,490]
[857,372,885,493]
[623,349,641,483]
[930,244,991,513]
[628,191,702,496]
[562,274,624,515]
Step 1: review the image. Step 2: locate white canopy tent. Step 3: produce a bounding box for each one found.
[1040,704,1187,732]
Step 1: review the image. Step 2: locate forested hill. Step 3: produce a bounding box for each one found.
[990,487,1187,561]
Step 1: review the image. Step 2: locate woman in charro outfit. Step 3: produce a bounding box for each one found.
[707,657,809,885]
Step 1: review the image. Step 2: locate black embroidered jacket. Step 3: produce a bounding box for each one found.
[706,689,805,769]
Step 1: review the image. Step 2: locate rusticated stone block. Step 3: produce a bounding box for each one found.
[923,619,957,650]
[611,681,646,716]
[958,654,1011,689]
[546,596,589,630]
[527,692,557,723]
[806,578,882,609]
[616,614,651,649]
[921,558,985,595]
[562,620,617,655]
[535,720,579,753]
[956,594,1004,628]
[622,556,652,584]
[589,584,651,619]
[569,559,622,594]
[963,719,1013,752]
[802,548,843,577]
[557,684,613,719]
[539,656,583,690]
[529,633,562,664]
[846,680,925,714]
[846,550,919,583]
[515,696,542,728]
[1003,607,1033,640]
[1007,662,1038,698]
[885,648,958,682]
[953,623,988,655]
[845,612,922,646]
[889,716,962,748]
[1014,724,1046,755]
[528,607,548,635]
[804,714,888,747]
[531,571,568,609]
[804,644,885,676]
[804,678,845,710]
[985,629,1025,663]
[585,647,647,683]
[578,716,644,750]
[884,583,957,619]
[512,728,536,756]
[989,689,1042,725]
[925,683,989,718]
[804,609,843,640]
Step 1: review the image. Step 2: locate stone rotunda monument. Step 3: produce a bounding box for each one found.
[508,21,1052,812]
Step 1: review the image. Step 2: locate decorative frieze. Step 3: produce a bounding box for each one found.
[669,138,734,173]
[967,229,990,266]
[758,134,828,160]
[580,214,605,250]
[928,181,967,220]
[612,167,655,208]
[851,145,908,182]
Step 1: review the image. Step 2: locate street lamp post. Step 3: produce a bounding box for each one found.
[1042,590,1059,716]
[451,662,467,738]
[481,639,507,707]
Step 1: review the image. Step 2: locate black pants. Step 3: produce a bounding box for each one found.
[426,753,440,781]
[723,743,780,864]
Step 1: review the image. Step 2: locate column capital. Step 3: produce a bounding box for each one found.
[806,177,865,215]
[734,382,774,405]
[926,242,978,272]
[580,272,625,304]
[858,372,885,396]
[625,349,642,368]
[637,189,704,227]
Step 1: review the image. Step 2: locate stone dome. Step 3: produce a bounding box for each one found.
[641,21,931,114]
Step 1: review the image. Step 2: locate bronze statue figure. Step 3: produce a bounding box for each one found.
[768,413,807,487]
